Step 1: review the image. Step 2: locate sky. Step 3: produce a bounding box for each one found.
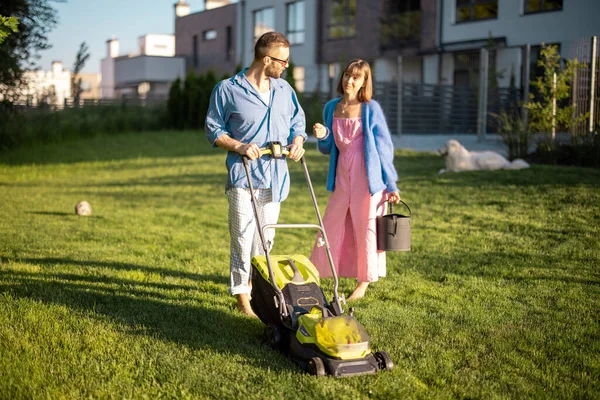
[38,0,206,74]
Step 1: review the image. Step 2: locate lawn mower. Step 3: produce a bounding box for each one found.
[242,142,393,377]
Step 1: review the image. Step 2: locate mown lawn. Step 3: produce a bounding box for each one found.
[0,130,599,399]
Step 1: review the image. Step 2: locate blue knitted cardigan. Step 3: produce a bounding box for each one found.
[317,98,399,195]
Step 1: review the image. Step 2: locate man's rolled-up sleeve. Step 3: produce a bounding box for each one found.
[205,83,229,147]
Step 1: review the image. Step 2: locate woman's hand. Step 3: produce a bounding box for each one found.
[313,123,327,139]
[388,191,401,204]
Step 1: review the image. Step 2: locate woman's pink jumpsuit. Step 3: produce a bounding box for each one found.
[310,117,386,283]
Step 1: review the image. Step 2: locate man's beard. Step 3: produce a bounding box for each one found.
[265,63,282,78]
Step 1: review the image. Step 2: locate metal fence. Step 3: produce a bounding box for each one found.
[571,36,600,135]
[375,81,520,134]
[11,94,168,112]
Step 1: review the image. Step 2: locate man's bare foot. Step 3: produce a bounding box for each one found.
[236,293,257,317]
[347,282,369,301]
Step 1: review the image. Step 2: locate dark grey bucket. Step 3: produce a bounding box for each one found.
[376,200,411,252]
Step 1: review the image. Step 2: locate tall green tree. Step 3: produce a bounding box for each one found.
[167,77,183,129]
[0,15,19,44]
[0,0,63,101]
[525,44,583,134]
[70,41,90,103]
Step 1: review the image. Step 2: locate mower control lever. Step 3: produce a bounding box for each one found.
[260,141,289,159]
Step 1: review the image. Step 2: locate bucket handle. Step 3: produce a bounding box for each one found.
[386,199,412,217]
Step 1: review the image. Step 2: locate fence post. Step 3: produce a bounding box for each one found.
[477,47,489,142]
[397,55,403,136]
[329,63,337,99]
[589,36,597,133]
[522,44,531,127]
[552,72,557,140]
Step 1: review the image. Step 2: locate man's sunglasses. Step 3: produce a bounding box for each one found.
[266,55,289,67]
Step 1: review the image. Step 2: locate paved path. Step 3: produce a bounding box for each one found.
[308,133,508,156]
[392,133,507,156]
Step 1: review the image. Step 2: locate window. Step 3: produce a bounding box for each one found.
[328,0,356,39]
[524,0,562,14]
[529,43,561,83]
[287,1,305,45]
[203,30,217,40]
[193,35,198,68]
[254,7,275,41]
[380,0,421,47]
[453,50,497,87]
[226,26,233,61]
[454,51,480,86]
[456,0,498,23]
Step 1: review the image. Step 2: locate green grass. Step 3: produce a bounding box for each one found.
[0,130,599,399]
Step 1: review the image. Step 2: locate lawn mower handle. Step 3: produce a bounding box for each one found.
[241,146,344,321]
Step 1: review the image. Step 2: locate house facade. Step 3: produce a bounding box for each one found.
[100,34,185,99]
[316,0,440,87]
[21,61,71,106]
[175,0,238,76]
[237,0,324,93]
[440,0,600,88]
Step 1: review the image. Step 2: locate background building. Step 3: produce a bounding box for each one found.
[237,0,323,93]
[175,0,237,76]
[100,34,185,99]
[440,0,599,88]
[77,73,102,100]
[20,61,71,106]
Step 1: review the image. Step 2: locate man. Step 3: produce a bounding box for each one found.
[205,32,306,316]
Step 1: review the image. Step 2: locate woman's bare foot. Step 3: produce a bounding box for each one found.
[347,282,369,301]
[236,293,257,317]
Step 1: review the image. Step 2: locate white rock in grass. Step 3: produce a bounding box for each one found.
[75,201,92,216]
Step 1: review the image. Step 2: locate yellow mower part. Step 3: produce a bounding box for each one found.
[297,308,372,360]
[251,254,320,289]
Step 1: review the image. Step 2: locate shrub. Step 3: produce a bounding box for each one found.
[0,103,167,151]
[491,110,531,160]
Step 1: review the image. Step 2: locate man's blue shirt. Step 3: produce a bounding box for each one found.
[205,68,306,202]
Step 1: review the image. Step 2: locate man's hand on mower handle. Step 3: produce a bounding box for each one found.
[287,143,305,162]
[238,143,262,160]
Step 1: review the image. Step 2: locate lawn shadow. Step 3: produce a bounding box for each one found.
[13,257,229,285]
[28,211,74,217]
[398,248,600,286]
[27,211,107,219]
[0,131,216,166]
[431,166,600,188]
[0,263,296,374]
[82,171,227,190]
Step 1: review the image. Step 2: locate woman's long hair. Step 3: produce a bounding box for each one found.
[336,59,373,102]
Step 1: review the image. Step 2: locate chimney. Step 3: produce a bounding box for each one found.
[174,0,190,17]
[51,61,62,75]
[106,37,119,58]
[206,0,232,10]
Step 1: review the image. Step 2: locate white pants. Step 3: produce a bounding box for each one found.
[226,188,280,295]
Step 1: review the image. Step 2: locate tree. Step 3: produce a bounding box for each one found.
[167,77,183,129]
[525,44,584,135]
[0,15,19,44]
[70,41,90,103]
[0,0,63,101]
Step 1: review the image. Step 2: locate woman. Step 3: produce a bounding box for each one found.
[310,59,401,301]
